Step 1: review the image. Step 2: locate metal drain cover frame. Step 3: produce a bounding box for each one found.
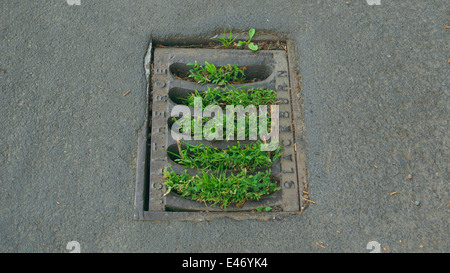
[134,41,307,221]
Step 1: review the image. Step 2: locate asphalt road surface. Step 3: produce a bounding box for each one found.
[0,0,448,252]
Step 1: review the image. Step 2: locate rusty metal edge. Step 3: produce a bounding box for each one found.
[142,211,300,222]
[134,123,147,220]
[134,40,153,220]
[152,31,286,47]
[286,40,308,213]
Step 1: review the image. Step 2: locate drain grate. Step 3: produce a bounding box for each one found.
[134,41,307,221]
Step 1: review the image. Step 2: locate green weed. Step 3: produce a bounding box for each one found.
[256,206,272,212]
[236,28,258,51]
[168,141,282,172]
[186,61,246,86]
[184,87,277,109]
[210,25,238,47]
[163,168,280,209]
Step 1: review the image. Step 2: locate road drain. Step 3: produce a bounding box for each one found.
[134,39,307,221]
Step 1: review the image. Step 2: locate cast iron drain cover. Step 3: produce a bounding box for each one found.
[134,41,307,221]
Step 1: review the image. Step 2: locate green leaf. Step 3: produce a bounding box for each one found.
[248,42,258,51]
[265,206,272,212]
[249,28,255,39]
[205,61,216,74]
[187,62,195,66]
[236,41,245,47]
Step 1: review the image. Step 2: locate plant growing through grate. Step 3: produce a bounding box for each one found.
[183,86,277,109]
[163,168,279,209]
[164,76,281,209]
[210,25,238,48]
[170,113,273,140]
[186,61,246,85]
[168,141,282,172]
[170,86,277,140]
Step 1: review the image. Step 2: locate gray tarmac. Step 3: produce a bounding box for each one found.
[0,0,448,252]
